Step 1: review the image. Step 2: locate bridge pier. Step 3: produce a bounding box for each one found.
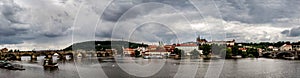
[16,55,21,61]
[31,55,37,61]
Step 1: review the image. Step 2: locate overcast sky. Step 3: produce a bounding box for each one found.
[1,0,300,50]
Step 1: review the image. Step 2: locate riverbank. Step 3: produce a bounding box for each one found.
[1,57,300,78]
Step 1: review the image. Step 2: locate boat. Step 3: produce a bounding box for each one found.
[231,55,242,59]
[43,56,58,69]
[0,60,25,70]
[143,54,163,59]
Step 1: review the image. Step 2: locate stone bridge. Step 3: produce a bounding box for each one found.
[262,51,299,59]
[0,50,116,61]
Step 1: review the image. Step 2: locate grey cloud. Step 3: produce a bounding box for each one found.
[282,27,300,37]
[96,0,202,43]
[215,0,300,24]
[1,0,300,50]
[290,27,300,37]
[0,0,33,45]
[1,1,23,24]
[132,23,178,44]
[0,37,23,44]
[95,31,111,38]
[0,0,73,45]
[100,0,195,22]
[43,32,65,38]
[281,30,289,35]
[226,33,241,38]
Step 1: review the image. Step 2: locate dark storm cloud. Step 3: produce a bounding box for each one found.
[43,33,64,38]
[0,26,28,36]
[281,30,289,35]
[95,31,111,38]
[281,27,300,37]
[0,0,30,44]
[1,2,23,24]
[133,23,178,44]
[289,27,300,37]
[100,0,193,22]
[217,0,300,24]
[101,1,133,22]
[1,0,300,50]
[0,36,25,44]
[0,0,72,45]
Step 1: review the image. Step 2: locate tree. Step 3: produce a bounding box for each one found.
[8,50,13,52]
[241,51,248,58]
[173,48,184,57]
[226,48,233,58]
[232,46,240,56]
[247,48,259,58]
[134,50,140,57]
[199,44,211,57]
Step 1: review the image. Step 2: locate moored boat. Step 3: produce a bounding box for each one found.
[0,60,25,70]
[143,54,163,59]
[43,55,58,69]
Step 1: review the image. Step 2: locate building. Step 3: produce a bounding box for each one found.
[196,36,235,47]
[226,39,235,46]
[123,48,135,56]
[293,45,300,51]
[164,45,175,52]
[175,42,202,56]
[239,48,247,52]
[280,44,292,51]
[148,45,158,51]
[144,44,170,56]
[196,36,207,45]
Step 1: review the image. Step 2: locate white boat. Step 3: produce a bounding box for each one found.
[143,54,163,59]
[231,55,242,59]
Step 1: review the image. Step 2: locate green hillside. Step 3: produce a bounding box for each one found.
[63,41,148,51]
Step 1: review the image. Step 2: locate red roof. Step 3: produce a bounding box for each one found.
[124,48,134,51]
[176,43,197,46]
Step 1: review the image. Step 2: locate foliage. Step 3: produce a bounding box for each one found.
[232,46,240,56]
[226,48,233,58]
[173,48,184,57]
[199,44,211,56]
[246,48,259,58]
[241,51,248,58]
[63,41,147,51]
[134,50,140,57]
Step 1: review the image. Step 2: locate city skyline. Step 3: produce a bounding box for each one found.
[1,0,300,51]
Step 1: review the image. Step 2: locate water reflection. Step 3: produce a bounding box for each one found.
[0,58,300,78]
[20,56,31,61]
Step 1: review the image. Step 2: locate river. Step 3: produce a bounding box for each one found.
[0,57,299,78]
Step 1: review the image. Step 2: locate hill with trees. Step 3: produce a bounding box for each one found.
[63,41,148,51]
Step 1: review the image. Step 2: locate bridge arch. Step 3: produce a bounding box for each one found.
[21,53,32,56]
[4,54,17,60]
[276,52,294,58]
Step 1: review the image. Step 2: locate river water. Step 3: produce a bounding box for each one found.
[0,57,299,78]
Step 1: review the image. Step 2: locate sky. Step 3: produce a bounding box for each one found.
[0,0,300,50]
